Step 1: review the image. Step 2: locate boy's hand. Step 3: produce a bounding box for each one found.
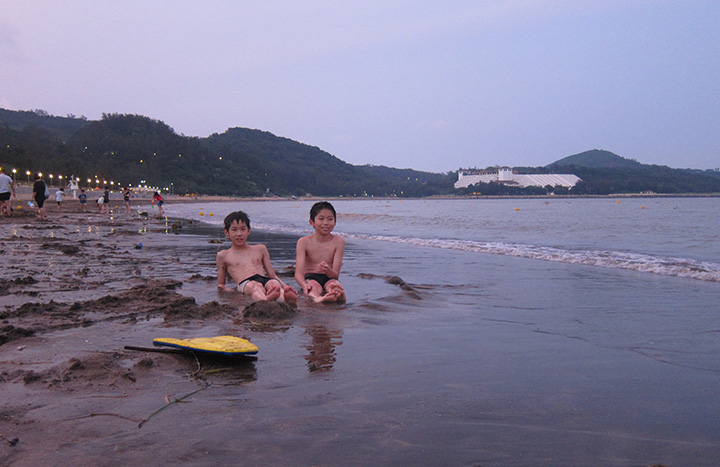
[318,261,331,275]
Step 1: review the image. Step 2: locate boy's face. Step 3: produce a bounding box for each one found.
[225,220,250,246]
[310,208,336,235]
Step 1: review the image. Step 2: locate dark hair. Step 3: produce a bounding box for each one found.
[310,201,336,221]
[224,211,251,230]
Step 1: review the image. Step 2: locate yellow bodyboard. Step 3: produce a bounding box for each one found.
[153,335,258,356]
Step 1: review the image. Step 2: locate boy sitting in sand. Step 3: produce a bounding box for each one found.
[217,211,297,304]
[295,201,346,303]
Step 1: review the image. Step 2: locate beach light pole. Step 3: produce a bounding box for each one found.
[12,168,16,182]
[26,170,31,184]
[49,174,54,186]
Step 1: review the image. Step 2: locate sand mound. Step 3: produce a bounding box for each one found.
[242,301,296,320]
[13,352,136,390]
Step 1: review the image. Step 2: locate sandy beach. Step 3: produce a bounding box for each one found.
[0,192,268,463]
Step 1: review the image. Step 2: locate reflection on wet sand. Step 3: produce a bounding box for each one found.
[304,325,343,373]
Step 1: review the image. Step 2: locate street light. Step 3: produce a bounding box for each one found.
[26,170,31,184]
[49,174,54,186]
[12,168,16,182]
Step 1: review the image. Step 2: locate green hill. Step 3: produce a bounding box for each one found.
[0,109,454,196]
[550,149,644,169]
[2,108,718,196]
[546,150,720,195]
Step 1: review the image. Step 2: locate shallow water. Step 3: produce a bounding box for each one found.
[166,197,720,282]
[150,200,720,465]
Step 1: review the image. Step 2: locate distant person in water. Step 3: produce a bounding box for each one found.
[0,167,16,217]
[295,201,346,303]
[55,187,65,212]
[78,189,88,212]
[123,187,132,214]
[31,173,48,219]
[152,191,164,217]
[217,211,298,304]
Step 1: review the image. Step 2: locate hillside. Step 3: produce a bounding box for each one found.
[2,108,718,196]
[550,149,644,169]
[546,150,720,195]
[0,109,454,196]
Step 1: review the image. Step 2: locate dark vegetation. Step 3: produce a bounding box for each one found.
[1,109,718,196]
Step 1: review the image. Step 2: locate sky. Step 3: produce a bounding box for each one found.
[1,1,719,173]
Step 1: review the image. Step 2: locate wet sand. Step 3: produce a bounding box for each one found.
[0,199,259,463]
[0,199,416,465]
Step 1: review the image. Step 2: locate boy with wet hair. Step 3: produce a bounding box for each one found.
[295,201,346,303]
[217,211,297,303]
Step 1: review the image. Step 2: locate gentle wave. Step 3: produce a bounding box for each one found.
[167,206,720,282]
[350,234,720,282]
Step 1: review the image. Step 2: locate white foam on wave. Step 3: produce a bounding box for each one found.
[343,233,720,283]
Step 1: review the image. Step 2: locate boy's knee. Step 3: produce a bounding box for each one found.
[243,281,262,294]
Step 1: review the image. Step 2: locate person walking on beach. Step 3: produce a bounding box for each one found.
[295,201,346,303]
[55,187,65,213]
[103,187,110,212]
[217,211,298,304]
[152,191,164,217]
[123,187,132,214]
[78,189,88,212]
[0,167,17,216]
[31,173,48,219]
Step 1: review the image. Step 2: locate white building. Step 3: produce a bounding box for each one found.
[455,166,581,189]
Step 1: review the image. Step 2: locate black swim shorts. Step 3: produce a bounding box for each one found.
[305,273,331,288]
[238,274,275,294]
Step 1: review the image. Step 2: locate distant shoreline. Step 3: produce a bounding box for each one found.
[9,183,718,208]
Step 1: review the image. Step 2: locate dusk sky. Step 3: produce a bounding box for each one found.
[2,1,718,173]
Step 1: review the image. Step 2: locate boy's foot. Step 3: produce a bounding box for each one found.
[282,285,298,304]
[326,282,346,303]
[265,287,281,301]
[314,293,339,303]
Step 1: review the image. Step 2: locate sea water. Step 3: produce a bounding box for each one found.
[153,197,720,465]
[166,197,720,282]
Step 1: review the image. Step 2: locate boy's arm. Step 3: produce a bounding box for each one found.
[216,251,228,290]
[320,237,345,279]
[295,238,309,293]
[261,245,285,287]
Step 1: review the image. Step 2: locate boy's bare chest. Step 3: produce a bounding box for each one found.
[307,241,336,262]
[226,249,263,268]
